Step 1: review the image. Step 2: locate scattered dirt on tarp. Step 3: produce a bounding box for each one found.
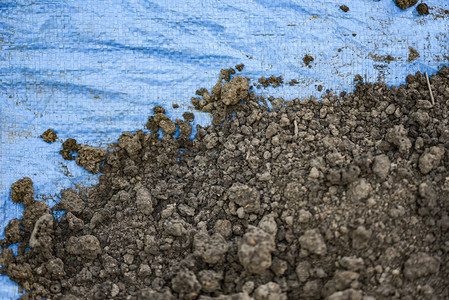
[395,0,418,10]
[1,66,449,299]
[257,76,284,88]
[408,46,420,62]
[41,129,58,143]
[303,54,314,67]
[369,53,396,64]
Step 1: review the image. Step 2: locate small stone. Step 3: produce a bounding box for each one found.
[198,270,223,293]
[10,177,35,207]
[352,226,372,250]
[299,229,327,256]
[403,253,440,280]
[340,5,349,12]
[253,282,287,300]
[123,254,134,265]
[298,209,312,223]
[417,3,429,15]
[59,188,85,214]
[40,129,58,143]
[238,226,275,274]
[271,258,288,276]
[347,179,372,201]
[372,155,390,180]
[228,183,260,213]
[193,231,229,264]
[138,264,152,277]
[395,0,418,10]
[171,269,201,299]
[66,235,101,260]
[136,187,153,215]
[340,257,365,271]
[221,76,249,106]
[296,261,311,282]
[418,146,445,174]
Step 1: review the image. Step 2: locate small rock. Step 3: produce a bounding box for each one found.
[76,145,106,174]
[136,187,153,215]
[385,125,412,155]
[66,235,101,260]
[372,155,390,180]
[253,282,287,300]
[418,146,445,174]
[193,231,229,264]
[347,179,372,201]
[296,261,311,282]
[228,183,260,213]
[340,5,349,12]
[41,129,58,143]
[403,253,440,280]
[395,0,418,10]
[416,3,430,15]
[138,264,152,278]
[299,229,327,256]
[59,188,85,214]
[221,76,249,106]
[352,226,372,250]
[198,270,223,293]
[238,226,275,274]
[340,257,365,272]
[10,177,35,207]
[171,269,201,300]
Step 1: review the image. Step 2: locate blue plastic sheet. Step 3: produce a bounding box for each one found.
[1,0,448,297]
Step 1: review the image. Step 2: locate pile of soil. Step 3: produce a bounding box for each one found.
[1,65,449,300]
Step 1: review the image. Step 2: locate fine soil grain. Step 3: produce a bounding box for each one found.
[1,66,449,300]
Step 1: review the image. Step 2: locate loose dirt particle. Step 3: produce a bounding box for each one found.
[41,129,58,143]
[416,3,430,15]
[303,54,314,66]
[340,5,349,12]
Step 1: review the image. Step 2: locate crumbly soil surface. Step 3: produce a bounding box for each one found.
[1,66,449,300]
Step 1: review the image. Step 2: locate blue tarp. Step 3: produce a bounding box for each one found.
[1,0,448,297]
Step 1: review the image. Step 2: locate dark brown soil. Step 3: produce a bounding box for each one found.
[395,0,418,10]
[1,66,449,299]
[416,3,430,15]
[41,129,58,143]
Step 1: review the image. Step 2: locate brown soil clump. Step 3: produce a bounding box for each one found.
[41,129,58,143]
[395,0,418,10]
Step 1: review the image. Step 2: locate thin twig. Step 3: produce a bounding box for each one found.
[294,120,298,138]
[425,72,435,106]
